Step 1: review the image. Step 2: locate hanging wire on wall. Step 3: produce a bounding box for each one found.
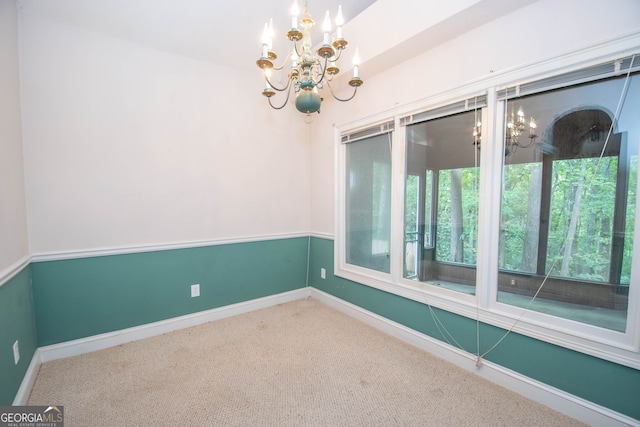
[473,96,482,365]
[421,96,485,361]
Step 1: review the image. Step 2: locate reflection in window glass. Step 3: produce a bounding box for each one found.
[405,174,420,278]
[424,170,434,248]
[624,156,638,284]
[498,72,639,331]
[405,170,436,277]
[346,133,392,273]
[436,167,480,265]
[404,111,480,294]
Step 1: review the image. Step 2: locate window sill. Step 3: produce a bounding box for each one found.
[335,265,640,370]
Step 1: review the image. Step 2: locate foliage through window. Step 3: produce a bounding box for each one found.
[498,74,639,332]
[404,111,480,294]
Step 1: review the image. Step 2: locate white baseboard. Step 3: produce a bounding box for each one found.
[309,288,639,427]
[12,349,42,405]
[38,288,310,363]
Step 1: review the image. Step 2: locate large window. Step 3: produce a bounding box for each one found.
[404,111,480,294]
[336,55,640,366]
[498,75,638,332]
[345,130,392,273]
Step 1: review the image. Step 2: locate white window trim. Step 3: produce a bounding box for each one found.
[335,31,640,369]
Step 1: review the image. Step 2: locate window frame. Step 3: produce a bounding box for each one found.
[334,43,640,369]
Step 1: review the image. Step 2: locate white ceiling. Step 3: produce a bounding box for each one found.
[17,0,378,71]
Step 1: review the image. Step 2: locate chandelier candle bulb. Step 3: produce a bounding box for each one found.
[336,5,344,39]
[267,18,274,50]
[529,118,537,138]
[261,23,269,57]
[323,11,331,45]
[353,48,360,78]
[264,69,272,89]
[291,0,299,29]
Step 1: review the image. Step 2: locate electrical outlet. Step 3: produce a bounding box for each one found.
[510,278,517,286]
[320,268,326,279]
[13,341,19,365]
[191,284,200,298]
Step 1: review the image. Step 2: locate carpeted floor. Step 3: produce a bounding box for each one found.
[27,298,585,426]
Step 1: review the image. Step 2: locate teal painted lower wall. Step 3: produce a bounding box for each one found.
[308,236,640,421]
[6,235,640,420]
[0,266,38,406]
[32,237,309,346]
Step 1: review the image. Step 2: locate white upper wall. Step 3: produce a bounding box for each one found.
[19,13,311,255]
[310,0,640,236]
[14,0,640,254]
[0,0,29,275]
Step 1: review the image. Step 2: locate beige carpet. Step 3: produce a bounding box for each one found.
[28,298,585,426]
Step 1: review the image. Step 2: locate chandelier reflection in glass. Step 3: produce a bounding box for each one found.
[255,0,363,115]
[505,106,538,155]
[473,117,481,147]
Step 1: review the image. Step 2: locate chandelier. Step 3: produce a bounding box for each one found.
[505,106,538,155]
[472,105,538,156]
[255,0,363,115]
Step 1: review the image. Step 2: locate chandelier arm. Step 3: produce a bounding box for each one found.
[314,56,330,86]
[517,139,536,149]
[267,82,295,110]
[326,79,358,102]
[271,51,295,71]
[265,74,293,92]
[293,40,303,59]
